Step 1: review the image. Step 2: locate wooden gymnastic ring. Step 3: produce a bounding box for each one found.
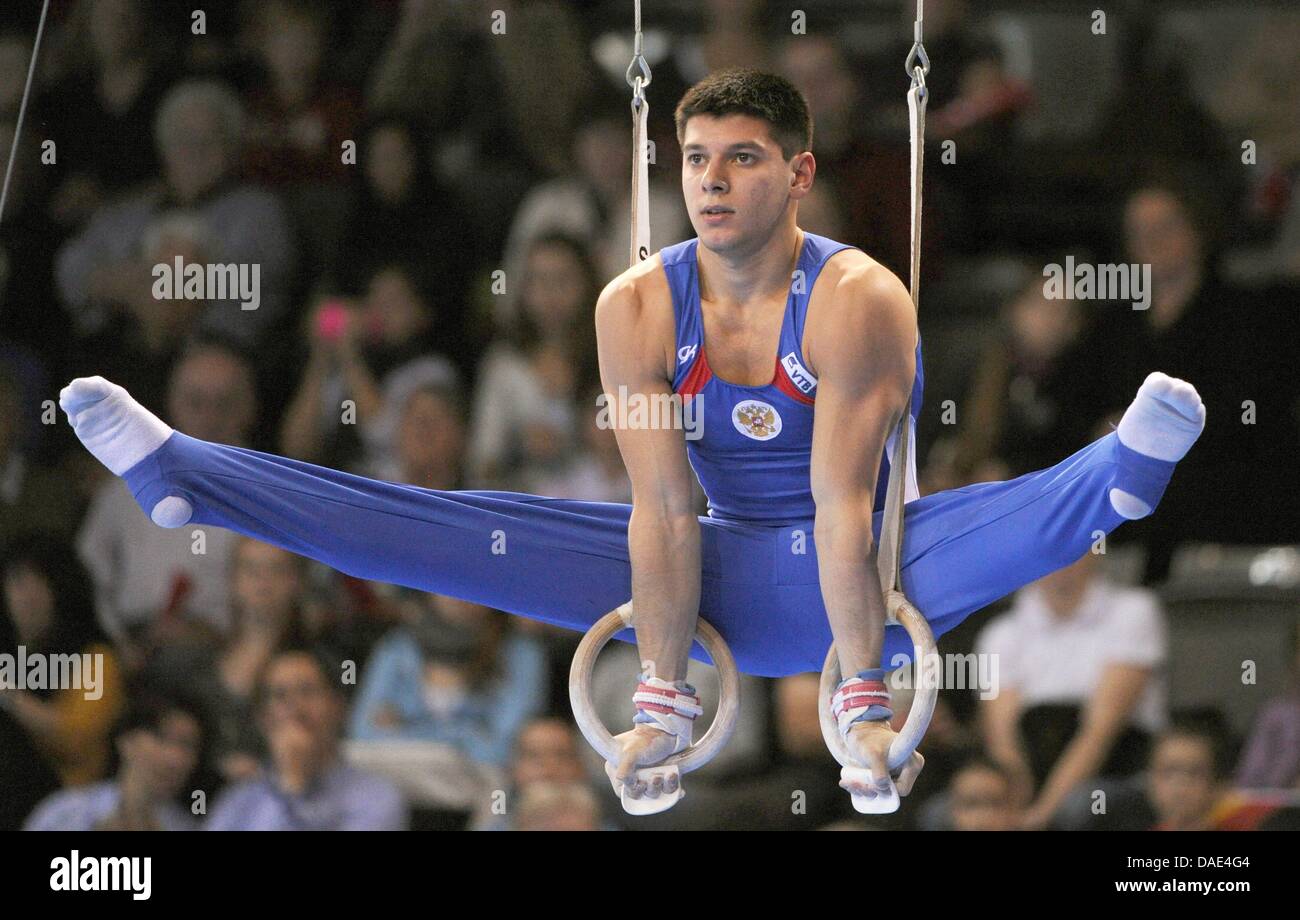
[818,590,939,773]
[569,601,741,773]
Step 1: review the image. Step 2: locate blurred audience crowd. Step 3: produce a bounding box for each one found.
[1,0,1298,831]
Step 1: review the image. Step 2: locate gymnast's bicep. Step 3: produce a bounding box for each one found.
[808,266,917,544]
[594,275,696,517]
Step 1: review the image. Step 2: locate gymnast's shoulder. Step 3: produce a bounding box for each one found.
[807,248,916,365]
[594,252,673,333]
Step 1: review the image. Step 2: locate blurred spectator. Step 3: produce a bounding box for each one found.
[1093,13,1240,225]
[241,1,359,186]
[468,234,601,488]
[365,376,466,489]
[946,755,1022,831]
[24,691,205,831]
[470,717,593,831]
[523,384,631,502]
[238,0,361,292]
[869,0,1030,259]
[207,648,407,830]
[467,0,595,180]
[1099,179,1300,579]
[55,79,295,348]
[510,718,587,787]
[70,210,217,413]
[0,681,60,829]
[514,781,602,832]
[369,0,596,253]
[332,116,474,348]
[975,551,1167,830]
[1234,621,1300,790]
[77,339,256,655]
[43,0,179,228]
[349,595,545,769]
[0,366,82,546]
[1147,711,1276,831]
[776,33,940,277]
[677,0,770,81]
[279,262,459,468]
[1212,17,1300,282]
[500,107,691,291]
[924,267,1114,489]
[1061,708,1280,831]
[148,537,315,785]
[365,0,469,130]
[0,532,125,787]
[877,0,987,109]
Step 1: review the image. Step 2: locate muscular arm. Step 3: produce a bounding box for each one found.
[594,271,700,683]
[807,261,918,677]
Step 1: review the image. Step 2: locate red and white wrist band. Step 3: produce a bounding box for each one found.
[632,677,703,754]
[831,668,894,738]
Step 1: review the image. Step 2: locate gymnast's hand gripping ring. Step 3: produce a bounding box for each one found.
[569,601,741,813]
[818,589,939,814]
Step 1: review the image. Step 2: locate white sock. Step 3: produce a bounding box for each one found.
[1110,371,1205,519]
[59,377,172,475]
[59,377,191,527]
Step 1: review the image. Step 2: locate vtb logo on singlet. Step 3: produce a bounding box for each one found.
[780,352,817,395]
[733,400,783,440]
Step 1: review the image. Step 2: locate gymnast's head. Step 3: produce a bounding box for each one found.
[675,69,815,255]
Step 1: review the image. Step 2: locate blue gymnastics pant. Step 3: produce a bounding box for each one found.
[121,430,1176,677]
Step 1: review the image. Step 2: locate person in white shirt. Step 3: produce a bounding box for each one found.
[975,549,1168,829]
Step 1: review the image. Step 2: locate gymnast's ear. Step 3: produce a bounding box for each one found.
[788,151,816,198]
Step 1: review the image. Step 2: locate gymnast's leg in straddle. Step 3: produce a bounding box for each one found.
[59,371,1204,677]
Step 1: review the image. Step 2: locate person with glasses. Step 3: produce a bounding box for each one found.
[206,648,407,831]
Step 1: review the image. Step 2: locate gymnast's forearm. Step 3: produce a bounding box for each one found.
[815,509,887,677]
[626,505,701,684]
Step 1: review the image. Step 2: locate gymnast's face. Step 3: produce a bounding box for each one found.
[681,113,814,256]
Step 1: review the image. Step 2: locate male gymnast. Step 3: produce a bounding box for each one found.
[60,70,1205,809]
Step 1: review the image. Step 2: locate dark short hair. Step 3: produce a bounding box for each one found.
[1156,708,1235,781]
[105,689,210,782]
[112,691,207,746]
[675,69,813,160]
[253,645,344,710]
